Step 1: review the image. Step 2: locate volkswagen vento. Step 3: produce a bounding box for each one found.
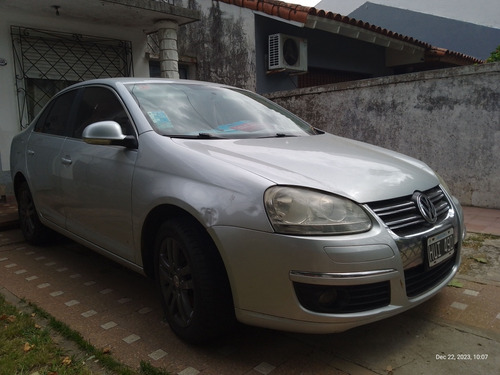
[10,78,465,343]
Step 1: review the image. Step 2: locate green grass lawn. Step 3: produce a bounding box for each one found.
[0,293,170,375]
[0,293,95,375]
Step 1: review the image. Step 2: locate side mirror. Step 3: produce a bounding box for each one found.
[82,121,138,149]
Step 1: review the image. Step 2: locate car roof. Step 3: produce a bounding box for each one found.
[64,77,230,92]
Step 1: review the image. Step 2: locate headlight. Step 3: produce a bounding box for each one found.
[264,186,372,235]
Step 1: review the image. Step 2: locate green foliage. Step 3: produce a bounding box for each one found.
[486,45,500,62]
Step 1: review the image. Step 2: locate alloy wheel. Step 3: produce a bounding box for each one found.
[158,237,195,328]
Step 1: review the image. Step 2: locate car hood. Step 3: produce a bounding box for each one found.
[171,133,438,203]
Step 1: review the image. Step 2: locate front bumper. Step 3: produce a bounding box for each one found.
[211,201,464,334]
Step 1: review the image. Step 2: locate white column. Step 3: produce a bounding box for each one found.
[156,20,179,79]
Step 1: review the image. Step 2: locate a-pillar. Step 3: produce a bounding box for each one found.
[156,20,179,79]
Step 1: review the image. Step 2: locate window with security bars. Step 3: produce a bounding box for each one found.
[11,26,133,130]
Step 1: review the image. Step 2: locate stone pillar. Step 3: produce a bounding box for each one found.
[156,20,179,79]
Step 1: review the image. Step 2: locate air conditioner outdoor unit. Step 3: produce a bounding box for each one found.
[268,33,307,72]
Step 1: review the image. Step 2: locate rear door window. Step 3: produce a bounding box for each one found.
[34,89,78,136]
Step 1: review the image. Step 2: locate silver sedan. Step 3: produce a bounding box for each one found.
[10,78,465,343]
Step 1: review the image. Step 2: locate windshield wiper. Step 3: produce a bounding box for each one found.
[198,132,224,138]
[258,133,298,138]
[167,133,226,139]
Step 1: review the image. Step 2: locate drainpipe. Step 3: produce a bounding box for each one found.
[156,20,179,79]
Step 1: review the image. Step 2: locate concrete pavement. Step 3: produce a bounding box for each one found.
[0,197,499,374]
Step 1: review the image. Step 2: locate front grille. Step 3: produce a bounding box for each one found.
[404,252,456,297]
[366,186,450,236]
[293,281,390,314]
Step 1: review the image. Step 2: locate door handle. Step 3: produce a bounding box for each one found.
[61,156,72,165]
[27,149,35,156]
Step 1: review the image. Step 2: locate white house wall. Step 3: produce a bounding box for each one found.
[0,8,150,172]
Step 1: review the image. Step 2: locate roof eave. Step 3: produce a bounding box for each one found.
[221,0,484,66]
[425,47,484,66]
[305,14,426,56]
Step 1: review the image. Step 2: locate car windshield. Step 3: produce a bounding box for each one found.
[125,83,317,139]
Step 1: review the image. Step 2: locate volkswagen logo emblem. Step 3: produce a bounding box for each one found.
[413,192,437,224]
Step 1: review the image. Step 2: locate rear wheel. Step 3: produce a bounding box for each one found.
[154,217,234,344]
[17,182,53,244]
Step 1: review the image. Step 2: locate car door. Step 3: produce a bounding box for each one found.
[26,89,79,228]
[60,85,138,261]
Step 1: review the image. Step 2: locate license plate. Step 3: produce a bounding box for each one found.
[427,228,455,267]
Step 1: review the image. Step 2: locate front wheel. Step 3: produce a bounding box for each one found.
[154,217,235,344]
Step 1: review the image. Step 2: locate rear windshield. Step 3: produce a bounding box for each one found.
[125,83,317,139]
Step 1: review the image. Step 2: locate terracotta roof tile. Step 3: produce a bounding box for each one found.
[425,47,483,65]
[219,0,483,65]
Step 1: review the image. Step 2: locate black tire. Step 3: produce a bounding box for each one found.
[17,182,53,245]
[154,217,235,344]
